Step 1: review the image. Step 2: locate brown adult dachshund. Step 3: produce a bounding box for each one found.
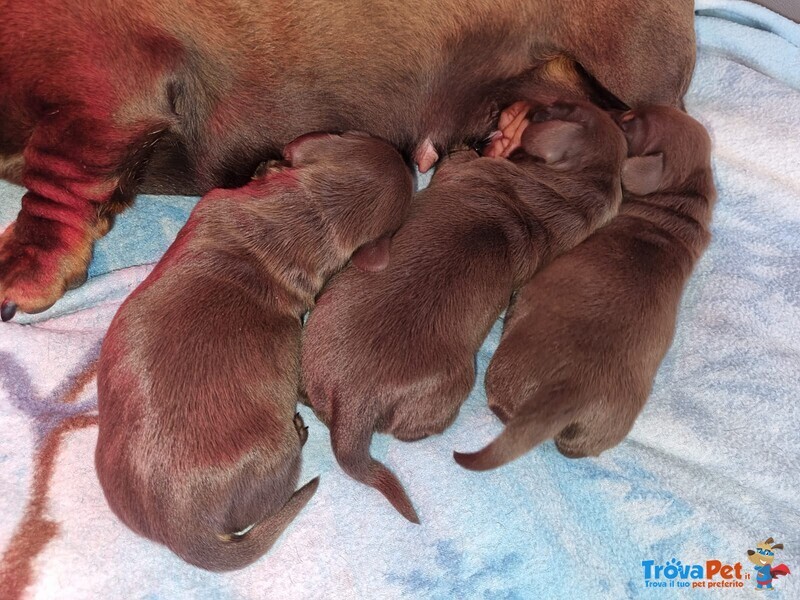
[454,105,716,470]
[301,100,627,522]
[95,132,413,570]
[0,0,696,319]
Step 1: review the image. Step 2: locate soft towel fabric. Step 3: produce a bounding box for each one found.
[1,3,799,598]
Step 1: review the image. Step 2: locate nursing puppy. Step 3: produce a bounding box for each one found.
[454,106,716,470]
[301,101,627,522]
[0,0,697,319]
[96,132,413,571]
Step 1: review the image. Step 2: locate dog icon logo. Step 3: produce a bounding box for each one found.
[747,538,791,590]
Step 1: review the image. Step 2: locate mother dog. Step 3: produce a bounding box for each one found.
[0,0,695,318]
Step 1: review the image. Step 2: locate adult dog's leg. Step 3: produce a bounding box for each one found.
[0,5,184,321]
[0,112,168,320]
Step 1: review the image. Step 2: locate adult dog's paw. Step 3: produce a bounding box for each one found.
[0,221,91,320]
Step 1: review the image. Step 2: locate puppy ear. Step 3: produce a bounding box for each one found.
[621,153,664,195]
[521,120,585,171]
[351,235,392,272]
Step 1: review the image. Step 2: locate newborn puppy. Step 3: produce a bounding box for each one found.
[96,132,413,571]
[301,101,627,522]
[455,106,715,470]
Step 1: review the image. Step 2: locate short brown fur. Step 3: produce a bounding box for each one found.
[454,106,716,470]
[302,101,627,521]
[96,132,413,570]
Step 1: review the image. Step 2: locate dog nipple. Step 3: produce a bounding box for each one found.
[414,138,439,173]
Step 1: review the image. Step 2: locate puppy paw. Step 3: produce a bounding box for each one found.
[550,399,644,459]
[483,101,531,158]
[553,423,611,459]
[483,100,587,161]
[0,221,91,320]
[294,412,309,446]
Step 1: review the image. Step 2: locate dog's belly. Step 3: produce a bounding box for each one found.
[139,73,506,195]
[0,0,548,195]
[137,1,545,193]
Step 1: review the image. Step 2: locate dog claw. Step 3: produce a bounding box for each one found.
[67,270,89,291]
[294,412,309,445]
[1,300,17,322]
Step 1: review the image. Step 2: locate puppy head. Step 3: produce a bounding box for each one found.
[280,131,412,191]
[282,130,389,168]
[615,105,712,195]
[517,101,627,173]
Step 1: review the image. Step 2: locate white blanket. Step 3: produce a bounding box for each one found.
[1,1,798,597]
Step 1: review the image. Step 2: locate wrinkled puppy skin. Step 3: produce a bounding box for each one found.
[301,101,627,523]
[96,132,413,571]
[455,106,716,471]
[0,0,697,318]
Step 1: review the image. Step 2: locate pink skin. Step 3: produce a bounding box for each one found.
[414,138,439,173]
[282,111,531,182]
[483,101,533,158]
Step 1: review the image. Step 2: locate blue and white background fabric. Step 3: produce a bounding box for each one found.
[0,1,798,597]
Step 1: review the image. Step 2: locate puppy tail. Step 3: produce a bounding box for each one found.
[183,476,320,572]
[454,387,581,471]
[331,413,420,524]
